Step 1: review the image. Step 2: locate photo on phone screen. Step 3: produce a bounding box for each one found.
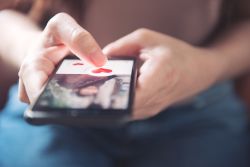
[32,58,136,111]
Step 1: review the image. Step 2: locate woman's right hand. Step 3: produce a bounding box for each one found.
[18,13,107,104]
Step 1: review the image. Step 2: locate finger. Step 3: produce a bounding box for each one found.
[19,49,59,103]
[42,45,69,65]
[131,53,164,120]
[22,70,48,103]
[43,13,107,66]
[132,86,163,120]
[137,56,157,89]
[18,78,30,104]
[132,88,154,120]
[103,28,155,57]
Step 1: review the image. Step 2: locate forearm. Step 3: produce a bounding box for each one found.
[208,21,250,82]
[0,10,41,68]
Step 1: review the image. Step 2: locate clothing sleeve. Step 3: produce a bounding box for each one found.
[221,0,250,24]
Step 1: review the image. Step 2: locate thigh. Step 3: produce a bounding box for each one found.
[127,124,248,167]
[0,85,113,167]
[126,83,249,167]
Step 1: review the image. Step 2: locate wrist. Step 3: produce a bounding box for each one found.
[203,47,237,82]
[196,47,226,85]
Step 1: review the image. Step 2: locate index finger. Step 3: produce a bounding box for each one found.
[43,13,107,66]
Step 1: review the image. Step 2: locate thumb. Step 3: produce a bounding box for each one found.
[103,28,154,57]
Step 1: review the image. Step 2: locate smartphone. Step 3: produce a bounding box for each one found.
[24,56,137,126]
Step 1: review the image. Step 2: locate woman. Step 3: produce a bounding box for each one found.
[0,0,249,167]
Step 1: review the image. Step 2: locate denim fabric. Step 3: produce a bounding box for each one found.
[0,82,248,167]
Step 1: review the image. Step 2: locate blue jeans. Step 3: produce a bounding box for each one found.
[0,82,248,167]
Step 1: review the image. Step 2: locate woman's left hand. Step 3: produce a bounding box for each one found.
[103,28,222,120]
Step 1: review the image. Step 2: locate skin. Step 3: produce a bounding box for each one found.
[15,12,107,103]
[103,27,250,119]
[0,2,250,120]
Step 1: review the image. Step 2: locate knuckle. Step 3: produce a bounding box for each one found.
[134,28,150,35]
[155,47,174,62]
[53,12,69,20]
[133,28,152,40]
[70,28,91,45]
[46,12,69,32]
[154,53,166,64]
[28,60,46,73]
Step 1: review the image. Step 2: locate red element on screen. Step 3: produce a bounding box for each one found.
[92,68,112,74]
[73,63,84,66]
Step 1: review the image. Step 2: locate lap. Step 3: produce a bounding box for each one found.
[0,85,113,167]
[127,130,248,167]
[0,82,248,167]
[0,125,113,167]
[123,82,248,167]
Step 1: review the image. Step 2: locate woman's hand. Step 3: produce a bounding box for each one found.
[103,29,222,120]
[18,13,107,104]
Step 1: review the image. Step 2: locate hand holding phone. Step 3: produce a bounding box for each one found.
[18,13,107,104]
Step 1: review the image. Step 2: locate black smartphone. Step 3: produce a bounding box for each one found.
[24,56,137,126]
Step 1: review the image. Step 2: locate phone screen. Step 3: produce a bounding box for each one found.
[32,58,136,112]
